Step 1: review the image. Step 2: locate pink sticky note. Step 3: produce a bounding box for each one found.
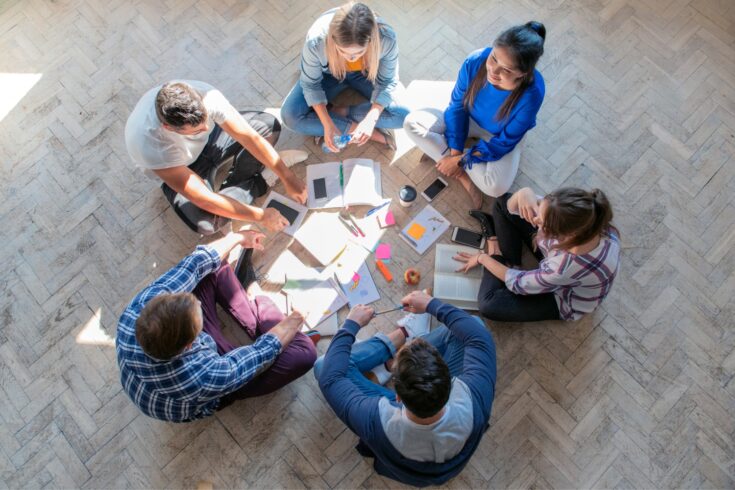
[376,243,391,261]
[384,210,395,226]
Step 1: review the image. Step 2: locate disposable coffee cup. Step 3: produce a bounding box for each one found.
[399,185,417,207]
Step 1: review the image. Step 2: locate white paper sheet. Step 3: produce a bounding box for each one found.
[293,211,349,265]
[327,244,381,307]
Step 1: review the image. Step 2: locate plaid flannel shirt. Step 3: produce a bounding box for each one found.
[115,245,282,422]
[505,230,620,321]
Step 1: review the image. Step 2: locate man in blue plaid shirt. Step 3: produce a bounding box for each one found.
[116,230,317,422]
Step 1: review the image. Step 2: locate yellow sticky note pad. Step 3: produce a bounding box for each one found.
[407,222,426,240]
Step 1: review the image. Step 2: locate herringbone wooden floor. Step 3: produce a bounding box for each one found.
[1,0,734,488]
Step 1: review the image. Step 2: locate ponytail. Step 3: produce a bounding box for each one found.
[542,188,615,251]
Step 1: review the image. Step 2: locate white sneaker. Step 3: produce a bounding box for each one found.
[278,149,308,167]
[367,363,392,385]
[397,313,430,339]
[262,168,278,187]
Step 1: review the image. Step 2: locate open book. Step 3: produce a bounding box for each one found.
[433,243,483,310]
[306,158,383,209]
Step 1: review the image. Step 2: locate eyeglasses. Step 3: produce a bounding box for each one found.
[335,44,368,59]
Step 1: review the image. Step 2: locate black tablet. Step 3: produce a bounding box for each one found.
[266,200,299,225]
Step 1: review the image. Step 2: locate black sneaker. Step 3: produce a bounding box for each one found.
[468,209,495,238]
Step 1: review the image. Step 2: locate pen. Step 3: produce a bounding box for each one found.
[401,231,419,247]
[366,201,389,216]
[339,163,344,190]
[339,216,359,237]
[373,305,404,316]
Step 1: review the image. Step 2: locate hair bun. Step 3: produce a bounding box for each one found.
[525,21,546,41]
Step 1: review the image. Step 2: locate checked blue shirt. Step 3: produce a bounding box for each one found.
[115,245,282,422]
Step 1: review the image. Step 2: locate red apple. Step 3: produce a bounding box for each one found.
[404,268,421,285]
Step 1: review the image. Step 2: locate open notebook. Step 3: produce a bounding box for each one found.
[306,158,383,209]
[433,243,482,310]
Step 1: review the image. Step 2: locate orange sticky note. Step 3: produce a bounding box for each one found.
[407,222,426,240]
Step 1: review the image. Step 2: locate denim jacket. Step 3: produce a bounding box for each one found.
[299,8,400,108]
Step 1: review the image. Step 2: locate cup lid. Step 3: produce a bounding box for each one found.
[399,185,417,200]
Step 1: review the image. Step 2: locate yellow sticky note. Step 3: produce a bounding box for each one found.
[407,222,426,240]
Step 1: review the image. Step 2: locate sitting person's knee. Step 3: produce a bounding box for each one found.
[483,181,512,199]
[402,110,424,133]
[478,295,500,320]
[312,355,324,380]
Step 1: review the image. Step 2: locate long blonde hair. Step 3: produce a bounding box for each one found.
[325,2,381,82]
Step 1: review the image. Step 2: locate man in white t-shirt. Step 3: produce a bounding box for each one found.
[126,80,308,234]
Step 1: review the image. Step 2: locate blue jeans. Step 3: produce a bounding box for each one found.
[313,321,477,399]
[281,72,410,136]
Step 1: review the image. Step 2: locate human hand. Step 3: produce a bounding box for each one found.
[436,154,464,178]
[400,290,433,314]
[323,121,342,152]
[261,207,289,231]
[235,230,266,250]
[516,187,540,225]
[283,173,307,205]
[453,251,481,273]
[347,304,375,327]
[351,113,378,146]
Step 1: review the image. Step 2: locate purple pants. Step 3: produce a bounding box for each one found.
[192,263,316,406]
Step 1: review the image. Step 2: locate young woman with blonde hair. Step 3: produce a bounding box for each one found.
[281,2,409,151]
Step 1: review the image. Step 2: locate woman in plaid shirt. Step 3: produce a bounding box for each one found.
[454,187,620,322]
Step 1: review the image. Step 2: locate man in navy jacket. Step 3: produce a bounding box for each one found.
[315,291,497,487]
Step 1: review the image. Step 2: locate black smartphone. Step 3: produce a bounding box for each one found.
[422,177,448,201]
[451,226,486,249]
[266,200,299,225]
[313,177,328,200]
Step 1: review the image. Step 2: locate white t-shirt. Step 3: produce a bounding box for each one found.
[124,80,239,178]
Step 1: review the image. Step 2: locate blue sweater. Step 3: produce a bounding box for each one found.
[317,300,497,487]
[444,47,545,167]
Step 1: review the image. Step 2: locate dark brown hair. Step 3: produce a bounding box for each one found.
[135,293,201,360]
[464,21,546,121]
[541,188,615,251]
[393,338,451,419]
[155,82,207,128]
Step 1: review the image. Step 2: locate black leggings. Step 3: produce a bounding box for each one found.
[161,111,280,235]
[477,194,560,322]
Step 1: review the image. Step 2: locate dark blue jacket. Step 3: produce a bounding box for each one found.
[318,299,497,487]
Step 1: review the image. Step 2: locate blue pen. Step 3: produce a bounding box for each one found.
[366,201,389,216]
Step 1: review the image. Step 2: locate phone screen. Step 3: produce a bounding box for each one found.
[266,200,299,225]
[453,227,484,248]
[313,178,327,199]
[423,178,447,201]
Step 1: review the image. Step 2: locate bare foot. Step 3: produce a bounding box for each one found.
[458,173,483,209]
